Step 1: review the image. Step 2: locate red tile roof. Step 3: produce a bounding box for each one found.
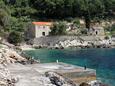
[32,22,52,26]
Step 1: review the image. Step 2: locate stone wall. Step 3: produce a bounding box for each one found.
[31,36,105,47]
[31,36,79,46]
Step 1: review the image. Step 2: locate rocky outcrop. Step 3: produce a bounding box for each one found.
[0,48,27,65]
[45,72,78,86]
[54,39,89,48]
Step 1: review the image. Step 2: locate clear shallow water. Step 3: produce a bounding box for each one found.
[25,48,115,86]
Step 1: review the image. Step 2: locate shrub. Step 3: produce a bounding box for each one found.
[50,22,67,35]
[73,19,80,28]
[8,31,23,45]
[80,29,88,35]
[104,36,109,40]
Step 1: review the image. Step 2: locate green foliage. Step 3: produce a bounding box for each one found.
[0,0,10,31]
[102,0,115,18]
[0,0,114,44]
[31,0,114,28]
[105,24,115,35]
[73,19,80,28]
[0,0,37,40]
[8,31,23,45]
[76,0,105,28]
[50,22,67,35]
[80,28,88,35]
[104,36,109,40]
[110,24,115,31]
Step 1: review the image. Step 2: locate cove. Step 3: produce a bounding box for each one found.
[25,48,115,86]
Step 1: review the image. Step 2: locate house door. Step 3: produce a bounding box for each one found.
[42,32,45,36]
[96,31,98,35]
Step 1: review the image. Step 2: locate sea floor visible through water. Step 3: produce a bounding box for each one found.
[25,48,115,86]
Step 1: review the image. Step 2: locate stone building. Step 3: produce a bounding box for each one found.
[26,22,52,39]
[89,26,105,36]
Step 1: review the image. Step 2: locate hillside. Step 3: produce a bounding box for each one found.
[0,0,115,45]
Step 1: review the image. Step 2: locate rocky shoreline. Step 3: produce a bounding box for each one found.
[27,36,115,50]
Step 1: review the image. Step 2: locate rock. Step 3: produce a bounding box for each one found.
[54,39,89,49]
[88,80,106,86]
[50,76,63,86]
[0,48,27,65]
[45,72,77,86]
[79,82,90,86]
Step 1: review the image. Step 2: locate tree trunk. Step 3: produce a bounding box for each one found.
[85,16,91,30]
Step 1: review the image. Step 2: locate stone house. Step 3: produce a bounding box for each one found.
[89,26,105,36]
[26,22,52,38]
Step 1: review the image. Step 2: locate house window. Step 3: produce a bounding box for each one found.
[42,32,45,36]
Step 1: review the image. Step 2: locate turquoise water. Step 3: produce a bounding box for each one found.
[25,48,115,86]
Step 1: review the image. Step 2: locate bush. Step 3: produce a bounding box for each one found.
[104,36,109,40]
[80,29,88,35]
[105,24,115,35]
[73,19,80,27]
[50,22,67,35]
[8,31,23,45]
[111,24,115,31]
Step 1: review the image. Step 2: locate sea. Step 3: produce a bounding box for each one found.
[25,48,115,86]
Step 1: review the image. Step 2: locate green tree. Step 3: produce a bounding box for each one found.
[74,0,105,29]
[31,0,74,18]
[50,22,67,35]
[0,0,10,30]
[102,0,115,18]
[8,31,23,45]
[31,0,106,29]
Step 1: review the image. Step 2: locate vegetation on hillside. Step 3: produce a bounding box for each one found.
[8,31,23,45]
[0,0,115,44]
[31,0,115,28]
[50,22,67,35]
[105,24,115,35]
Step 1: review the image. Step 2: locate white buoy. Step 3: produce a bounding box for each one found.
[56,60,59,63]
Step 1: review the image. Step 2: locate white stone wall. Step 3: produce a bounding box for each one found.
[35,25,51,38]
